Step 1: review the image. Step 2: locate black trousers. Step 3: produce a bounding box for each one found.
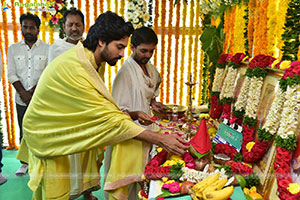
[16,104,28,164]
[0,140,3,173]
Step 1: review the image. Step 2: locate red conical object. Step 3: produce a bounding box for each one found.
[190,119,212,155]
[293,136,300,159]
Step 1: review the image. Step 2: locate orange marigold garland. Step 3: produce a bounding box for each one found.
[93,0,98,21]
[107,0,111,11]
[267,0,278,57]
[159,0,166,103]
[179,0,187,105]
[253,0,261,56]
[247,0,255,56]
[260,0,269,55]
[11,0,18,43]
[19,0,24,15]
[186,0,194,105]
[298,34,300,60]
[233,3,246,54]
[41,14,47,42]
[223,9,230,54]
[229,6,236,54]
[173,0,181,104]
[153,0,159,66]
[77,0,81,11]
[120,0,126,66]
[165,0,173,104]
[8,85,17,149]
[198,14,205,105]
[49,26,55,44]
[99,0,104,14]
[85,0,90,33]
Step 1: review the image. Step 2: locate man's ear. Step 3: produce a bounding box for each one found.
[98,39,106,48]
[130,44,135,51]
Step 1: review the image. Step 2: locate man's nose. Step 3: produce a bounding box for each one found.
[71,25,78,31]
[120,49,125,58]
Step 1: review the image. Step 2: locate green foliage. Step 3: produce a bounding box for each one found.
[232,107,245,118]
[233,152,243,162]
[281,0,300,61]
[244,173,260,188]
[211,142,216,153]
[257,128,274,142]
[214,165,233,176]
[169,163,184,182]
[245,67,267,78]
[243,3,249,56]
[275,134,298,151]
[243,116,256,127]
[201,54,210,104]
[220,97,234,104]
[280,75,300,92]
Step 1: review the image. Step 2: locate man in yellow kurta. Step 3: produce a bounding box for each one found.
[17,11,188,200]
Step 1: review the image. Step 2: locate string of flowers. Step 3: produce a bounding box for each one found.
[281,0,300,61]
[247,0,255,57]
[192,0,201,100]
[233,4,246,54]
[147,0,153,26]
[260,0,269,55]
[253,0,261,56]
[159,0,166,103]
[120,0,125,17]
[40,13,47,42]
[241,55,275,157]
[179,1,187,105]
[99,0,104,14]
[298,33,300,60]
[209,54,231,119]
[153,0,159,66]
[19,0,24,15]
[173,0,181,105]
[107,0,112,91]
[228,6,236,54]
[165,0,174,104]
[266,0,278,57]
[11,0,18,43]
[276,0,291,60]
[223,9,230,54]
[274,61,300,200]
[220,53,246,120]
[85,0,90,33]
[49,26,55,44]
[93,0,97,21]
[77,0,81,10]
[198,48,204,105]
[186,0,194,105]
[8,85,17,149]
[107,0,111,10]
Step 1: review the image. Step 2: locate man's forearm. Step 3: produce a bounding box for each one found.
[12,81,26,94]
[134,129,162,146]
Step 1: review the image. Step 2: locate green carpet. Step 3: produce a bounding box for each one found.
[0,149,106,200]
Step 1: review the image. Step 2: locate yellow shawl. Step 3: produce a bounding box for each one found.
[17,43,144,199]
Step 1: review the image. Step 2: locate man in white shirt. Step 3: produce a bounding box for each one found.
[48,8,85,64]
[104,27,167,200]
[0,51,6,185]
[7,13,49,176]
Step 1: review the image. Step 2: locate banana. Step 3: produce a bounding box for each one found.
[203,186,234,200]
[192,173,220,197]
[203,179,228,193]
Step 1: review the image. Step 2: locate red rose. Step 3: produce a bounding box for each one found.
[218,54,232,65]
[231,53,246,65]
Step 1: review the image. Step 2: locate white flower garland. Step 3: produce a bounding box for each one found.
[244,77,264,119]
[234,76,251,111]
[180,166,228,183]
[220,67,238,100]
[277,85,300,139]
[212,68,226,92]
[263,87,285,135]
[126,0,150,29]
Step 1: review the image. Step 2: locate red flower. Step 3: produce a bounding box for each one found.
[218,54,232,65]
[231,53,246,65]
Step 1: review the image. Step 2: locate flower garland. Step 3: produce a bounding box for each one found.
[298,33,300,60]
[274,62,300,200]
[186,0,194,105]
[114,0,119,75]
[252,1,260,56]
[153,0,159,66]
[99,0,104,14]
[266,0,278,57]
[223,9,230,54]
[11,0,18,43]
[173,0,181,105]
[192,0,201,100]
[198,48,204,105]
[260,0,269,55]
[77,0,81,10]
[228,6,236,54]
[276,0,291,60]
[179,1,187,105]
[85,0,90,33]
[165,0,174,104]
[107,0,111,11]
[49,26,55,44]
[93,0,98,21]
[209,54,231,119]
[120,0,125,17]
[19,0,24,15]
[233,4,246,54]
[220,53,246,120]
[8,85,17,149]
[281,0,300,61]
[247,0,255,57]
[159,0,166,103]
[126,0,150,29]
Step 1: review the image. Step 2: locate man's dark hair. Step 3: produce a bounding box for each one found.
[63,8,85,25]
[131,27,158,47]
[83,11,134,52]
[20,13,41,28]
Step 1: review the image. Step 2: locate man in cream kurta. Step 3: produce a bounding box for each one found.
[17,12,188,200]
[104,27,166,200]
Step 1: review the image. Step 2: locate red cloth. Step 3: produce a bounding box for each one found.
[190,119,211,154]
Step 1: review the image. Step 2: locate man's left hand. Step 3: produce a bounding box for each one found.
[151,100,167,114]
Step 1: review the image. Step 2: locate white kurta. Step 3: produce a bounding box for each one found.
[104,55,161,200]
[48,38,75,64]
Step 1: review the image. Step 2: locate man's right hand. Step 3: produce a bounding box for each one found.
[19,90,32,105]
[158,134,189,156]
